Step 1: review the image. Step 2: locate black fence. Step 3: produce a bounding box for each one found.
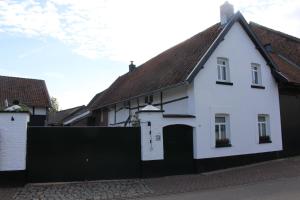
[27,127,141,183]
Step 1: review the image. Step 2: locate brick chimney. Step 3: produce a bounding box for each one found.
[129,61,136,72]
[220,2,234,25]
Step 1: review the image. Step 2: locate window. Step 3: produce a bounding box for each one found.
[215,114,231,147]
[251,63,262,85]
[145,95,153,104]
[258,115,271,143]
[217,57,230,82]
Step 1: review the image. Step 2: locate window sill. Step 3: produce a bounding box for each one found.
[259,140,272,144]
[251,85,265,89]
[215,140,232,148]
[259,136,272,144]
[216,81,233,86]
[215,143,232,148]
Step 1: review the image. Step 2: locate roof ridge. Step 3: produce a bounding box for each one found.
[249,22,300,43]
[0,75,45,82]
[120,23,221,78]
[58,105,85,113]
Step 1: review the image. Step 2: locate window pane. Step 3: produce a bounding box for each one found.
[258,123,261,136]
[222,66,226,80]
[262,123,266,136]
[217,58,225,65]
[221,124,226,139]
[215,125,219,139]
[258,116,266,122]
[254,71,258,84]
[218,66,221,80]
[216,117,225,123]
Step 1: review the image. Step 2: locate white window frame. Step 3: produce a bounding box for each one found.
[251,63,262,85]
[215,114,230,141]
[217,57,230,82]
[258,114,270,138]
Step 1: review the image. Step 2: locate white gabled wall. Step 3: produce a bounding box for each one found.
[0,112,29,171]
[193,22,282,159]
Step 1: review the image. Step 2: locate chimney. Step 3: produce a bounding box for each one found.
[129,61,136,72]
[220,1,234,25]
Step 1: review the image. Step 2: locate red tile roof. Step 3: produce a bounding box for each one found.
[91,23,223,109]
[249,22,300,84]
[90,18,300,110]
[0,75,50,108]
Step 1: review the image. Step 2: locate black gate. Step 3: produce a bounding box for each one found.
[163,125,194,175]
[27,127,141,182]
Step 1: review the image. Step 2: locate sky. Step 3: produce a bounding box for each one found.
[0,0,299,110]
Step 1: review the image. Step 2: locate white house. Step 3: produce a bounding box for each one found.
[0,75,50,126]
[88,2,289,174]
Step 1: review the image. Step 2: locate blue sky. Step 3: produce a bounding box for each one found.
[0,0,299,109]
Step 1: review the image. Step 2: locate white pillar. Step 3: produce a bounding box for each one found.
[137,105,165,161]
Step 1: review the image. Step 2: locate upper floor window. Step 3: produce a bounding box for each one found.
[145,95,153,104]
[258,114,271,143]
[251,63,262,85]
[215,114,231,147]
[217,57,230,82]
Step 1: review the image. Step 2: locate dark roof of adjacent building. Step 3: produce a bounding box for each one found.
[87,90,107,110]
[0,75,50,109]
[90,13,300,110]
[47,105,85,125]
[249,22,300,84]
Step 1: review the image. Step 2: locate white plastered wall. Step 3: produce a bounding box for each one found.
[192,22,282,159]
[0,112,30,171]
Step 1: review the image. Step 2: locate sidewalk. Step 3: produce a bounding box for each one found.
[139,176,300,200]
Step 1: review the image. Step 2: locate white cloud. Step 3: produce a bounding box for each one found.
[0,0,299,64]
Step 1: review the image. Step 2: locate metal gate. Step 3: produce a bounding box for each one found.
[163,125,195,175]
[27,127,141,182]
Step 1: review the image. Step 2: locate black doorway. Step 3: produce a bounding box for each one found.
[163,125,195,175]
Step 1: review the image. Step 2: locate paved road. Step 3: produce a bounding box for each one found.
[139,176,300,200]
[2,156,300,200]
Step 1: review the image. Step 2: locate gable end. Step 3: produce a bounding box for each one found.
[186,12,286,83]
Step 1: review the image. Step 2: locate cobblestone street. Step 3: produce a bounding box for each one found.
[14,180,153,200]
[1,156,300,200]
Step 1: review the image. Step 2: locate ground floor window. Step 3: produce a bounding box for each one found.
[215,114,231,148]
[258,114,271,143]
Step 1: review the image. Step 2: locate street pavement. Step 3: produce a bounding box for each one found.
[1,156,300,200]
[138,176,300,200]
